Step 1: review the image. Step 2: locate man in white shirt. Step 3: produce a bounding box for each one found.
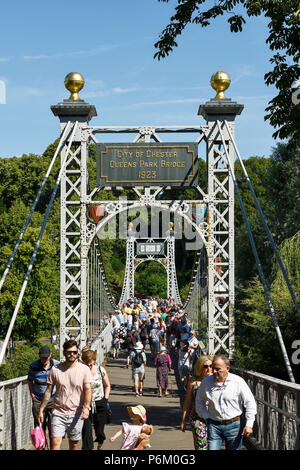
[195,355,257,450]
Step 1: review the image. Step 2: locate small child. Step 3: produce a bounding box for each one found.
[112,333,120,359]
[109,405,149,450]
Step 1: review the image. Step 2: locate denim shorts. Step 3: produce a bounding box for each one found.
[51,411,84,441]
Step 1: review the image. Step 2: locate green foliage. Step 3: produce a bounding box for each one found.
[265,142,300,242]
[235,232,300,382]
[0,223,60,341]
[0,153,60,342]
[135,261,168,298]
[1,138,299,383]
[234,157,271,230]
[154,0,300,143]
[0,343,60,381]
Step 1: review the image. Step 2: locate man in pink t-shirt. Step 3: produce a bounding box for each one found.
[38,340,92,450]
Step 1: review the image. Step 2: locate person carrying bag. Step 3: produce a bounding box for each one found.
[81,347,111,450]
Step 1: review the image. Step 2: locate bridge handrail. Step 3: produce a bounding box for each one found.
[0,349,298,450]
[0,324,113,450]
[232,366,300,450]
[0,375,34,450]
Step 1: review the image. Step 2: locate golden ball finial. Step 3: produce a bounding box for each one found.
[210,71,231,99]
[64,72,85,100]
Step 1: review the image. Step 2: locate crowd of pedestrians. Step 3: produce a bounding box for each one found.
[109,297,200,394]
[27,295,257,451]
[108,296,257,451]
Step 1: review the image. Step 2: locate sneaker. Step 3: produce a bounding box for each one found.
[139,390,143,396]
[136,393,139,397]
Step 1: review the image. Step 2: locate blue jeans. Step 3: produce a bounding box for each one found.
[207,418,243,450]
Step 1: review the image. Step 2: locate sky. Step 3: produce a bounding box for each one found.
[0,0,280,160]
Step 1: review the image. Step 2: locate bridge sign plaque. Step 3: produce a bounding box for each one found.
[96,142,198,187]
[136,242,165,256]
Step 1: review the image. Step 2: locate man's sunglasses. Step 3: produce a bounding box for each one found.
[64,350,78,355]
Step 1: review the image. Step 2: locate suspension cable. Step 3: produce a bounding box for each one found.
[0,121,72,292]
[217,120,295,383]
[224,119,300,319]
[0,121,78,365]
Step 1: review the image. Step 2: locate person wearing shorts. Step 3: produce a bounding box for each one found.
[178,341,191,389]
[38,339,92,450]
[51,412,84,442]
[129,342,147,397]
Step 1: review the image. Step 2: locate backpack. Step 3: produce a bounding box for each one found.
[133,351,144,367]
[31,424,48,450]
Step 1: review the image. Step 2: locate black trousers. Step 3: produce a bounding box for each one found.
[82,398,107,450]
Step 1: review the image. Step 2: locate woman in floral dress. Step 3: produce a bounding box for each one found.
[154,346,172,397]
[180,355,213,450]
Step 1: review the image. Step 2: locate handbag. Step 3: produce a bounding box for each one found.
[99,366,112,424]
[30,423,48,450]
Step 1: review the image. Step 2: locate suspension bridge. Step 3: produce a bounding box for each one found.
[0,71,299,451]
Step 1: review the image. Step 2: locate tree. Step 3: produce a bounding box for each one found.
[233,141,300,285]
[0,154,60,342]
[0,221,60,342]
[135,261,168,297]
[234,156,271,230]
[235,231,300,382]
[154,0,300,144]
[264,141,300,242]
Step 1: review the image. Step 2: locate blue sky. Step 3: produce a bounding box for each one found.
[0,0,279,160]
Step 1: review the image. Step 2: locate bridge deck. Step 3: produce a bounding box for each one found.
[61,345,194,451]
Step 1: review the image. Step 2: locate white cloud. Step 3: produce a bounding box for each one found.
[113,87,139,94]
[231,65,260,85]
[23,43,127,60]
[82,86,140,99]
[102,98,204,110]
[7,85,46,102]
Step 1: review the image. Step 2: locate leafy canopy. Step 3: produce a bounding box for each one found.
[154,0,300,143]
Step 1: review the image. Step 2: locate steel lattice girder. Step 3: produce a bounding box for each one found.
[53,111,239,358]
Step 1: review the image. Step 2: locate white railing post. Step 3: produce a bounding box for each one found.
[17,381,22,449]
[0,384,4,450]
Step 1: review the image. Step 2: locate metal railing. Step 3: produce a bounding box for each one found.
[0,324,112,450]
[90,322,112,366]
[0,376,34,450]
[1,330,299,450]
[233,367,300,450]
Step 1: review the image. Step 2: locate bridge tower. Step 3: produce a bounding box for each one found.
[51,73,97,357]
[50,71,243,360]
[199,71,243,359]
[119,224,182,306]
